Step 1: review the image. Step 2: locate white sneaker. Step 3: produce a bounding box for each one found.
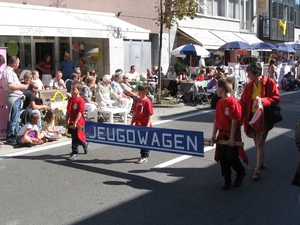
[119,115,124,122]
[136,157,148,164]
[127,114,132,118]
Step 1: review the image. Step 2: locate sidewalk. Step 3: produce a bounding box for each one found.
[0,103,205,156]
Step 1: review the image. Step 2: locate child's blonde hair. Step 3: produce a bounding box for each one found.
[29,113,40,125]
[32,70,39,79]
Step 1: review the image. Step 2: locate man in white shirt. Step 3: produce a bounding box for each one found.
[49,71,66,89]
[126,65,139,81]
[166,66,177,79]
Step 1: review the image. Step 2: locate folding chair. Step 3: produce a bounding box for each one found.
[194,81,212,106]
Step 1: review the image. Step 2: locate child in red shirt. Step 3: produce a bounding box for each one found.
[131,83,154,164]
[65,81,89,160]
[211,77,247,190]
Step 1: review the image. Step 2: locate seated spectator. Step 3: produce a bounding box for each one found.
[32,70,44,91]
[178,68,189,83]
[81,76,99,121]
[135,73,154,102]
[74,67,83,82]
[95,74,121,108]
[120,74,139,101]
[21,71,33,85]
[19,69,31,82]
[166,66,177,79]
[111,73,134,120]
[17,113,46,147]
[89,70,101,84]
[49,71,66,89]
[207,73,224,93]
[43,109,62,140]
[147,68,158,96]
[126,65,139,81]
[65,73,79,93]
[197,69,206,81]
[22,82,50,130]
[282,72,300,91]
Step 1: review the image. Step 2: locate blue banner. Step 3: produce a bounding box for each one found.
[85,122,204,157]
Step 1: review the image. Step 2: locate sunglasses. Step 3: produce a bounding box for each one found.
[124,77,129,79]
[33,87,38,89]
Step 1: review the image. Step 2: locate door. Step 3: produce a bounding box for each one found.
[35,42,54,76]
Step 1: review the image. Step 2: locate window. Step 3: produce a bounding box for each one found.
[228,0,239,19]
[213,0,225,17]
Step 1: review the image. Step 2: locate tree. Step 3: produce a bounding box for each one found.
[154,0,198,102]
[50,0,66,7]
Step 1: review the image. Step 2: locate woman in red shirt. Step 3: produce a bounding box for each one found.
[36,54,52,87]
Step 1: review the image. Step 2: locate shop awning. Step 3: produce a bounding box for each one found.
[209,30,245,43]
[233,32,263,45]
[0,3,149,40]
[178,27,226,50]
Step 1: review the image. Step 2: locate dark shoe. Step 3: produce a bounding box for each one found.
[254,164,266,170]
[222,180,231,190]
[6,138,16,144]
[252,172,260,181]
[67,153,78,160]
[83,142,89,154]
[233,172,246,187]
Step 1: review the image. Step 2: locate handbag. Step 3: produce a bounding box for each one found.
[264,78,283,124]
[264,105,282,124]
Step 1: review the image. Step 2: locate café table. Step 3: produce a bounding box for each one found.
[180,81,195,94]
[161,78,174,88]
[179,81,195,102]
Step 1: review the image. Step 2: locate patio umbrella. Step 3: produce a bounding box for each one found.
[288,43,300,50]
[218,41,255,50]
[171,44,210,58]
[274,43,296,52]
[251,42,277,51]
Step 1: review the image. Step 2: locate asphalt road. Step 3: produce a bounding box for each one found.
[1,91,300,225]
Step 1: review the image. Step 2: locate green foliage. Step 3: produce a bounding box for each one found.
[154,0,198,29]
[174,59,189,75]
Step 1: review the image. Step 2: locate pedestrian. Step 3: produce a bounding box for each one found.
[1,56,28,144]
[240,62,280,181]
[211,77,247,190]
[130,83,154,164]
[60,52,75,81]
[64,81,89,160]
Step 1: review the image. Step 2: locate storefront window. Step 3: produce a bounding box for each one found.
[0,36,31,70]
[71,37,104,76]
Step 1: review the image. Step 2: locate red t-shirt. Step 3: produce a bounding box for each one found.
[67,96,85,126]
[36,62,52,74]
[215,96,242,131]
[133,97,153,126]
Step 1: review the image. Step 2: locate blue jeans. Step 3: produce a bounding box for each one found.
[151,85,156,96]
[7,98,22,139]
